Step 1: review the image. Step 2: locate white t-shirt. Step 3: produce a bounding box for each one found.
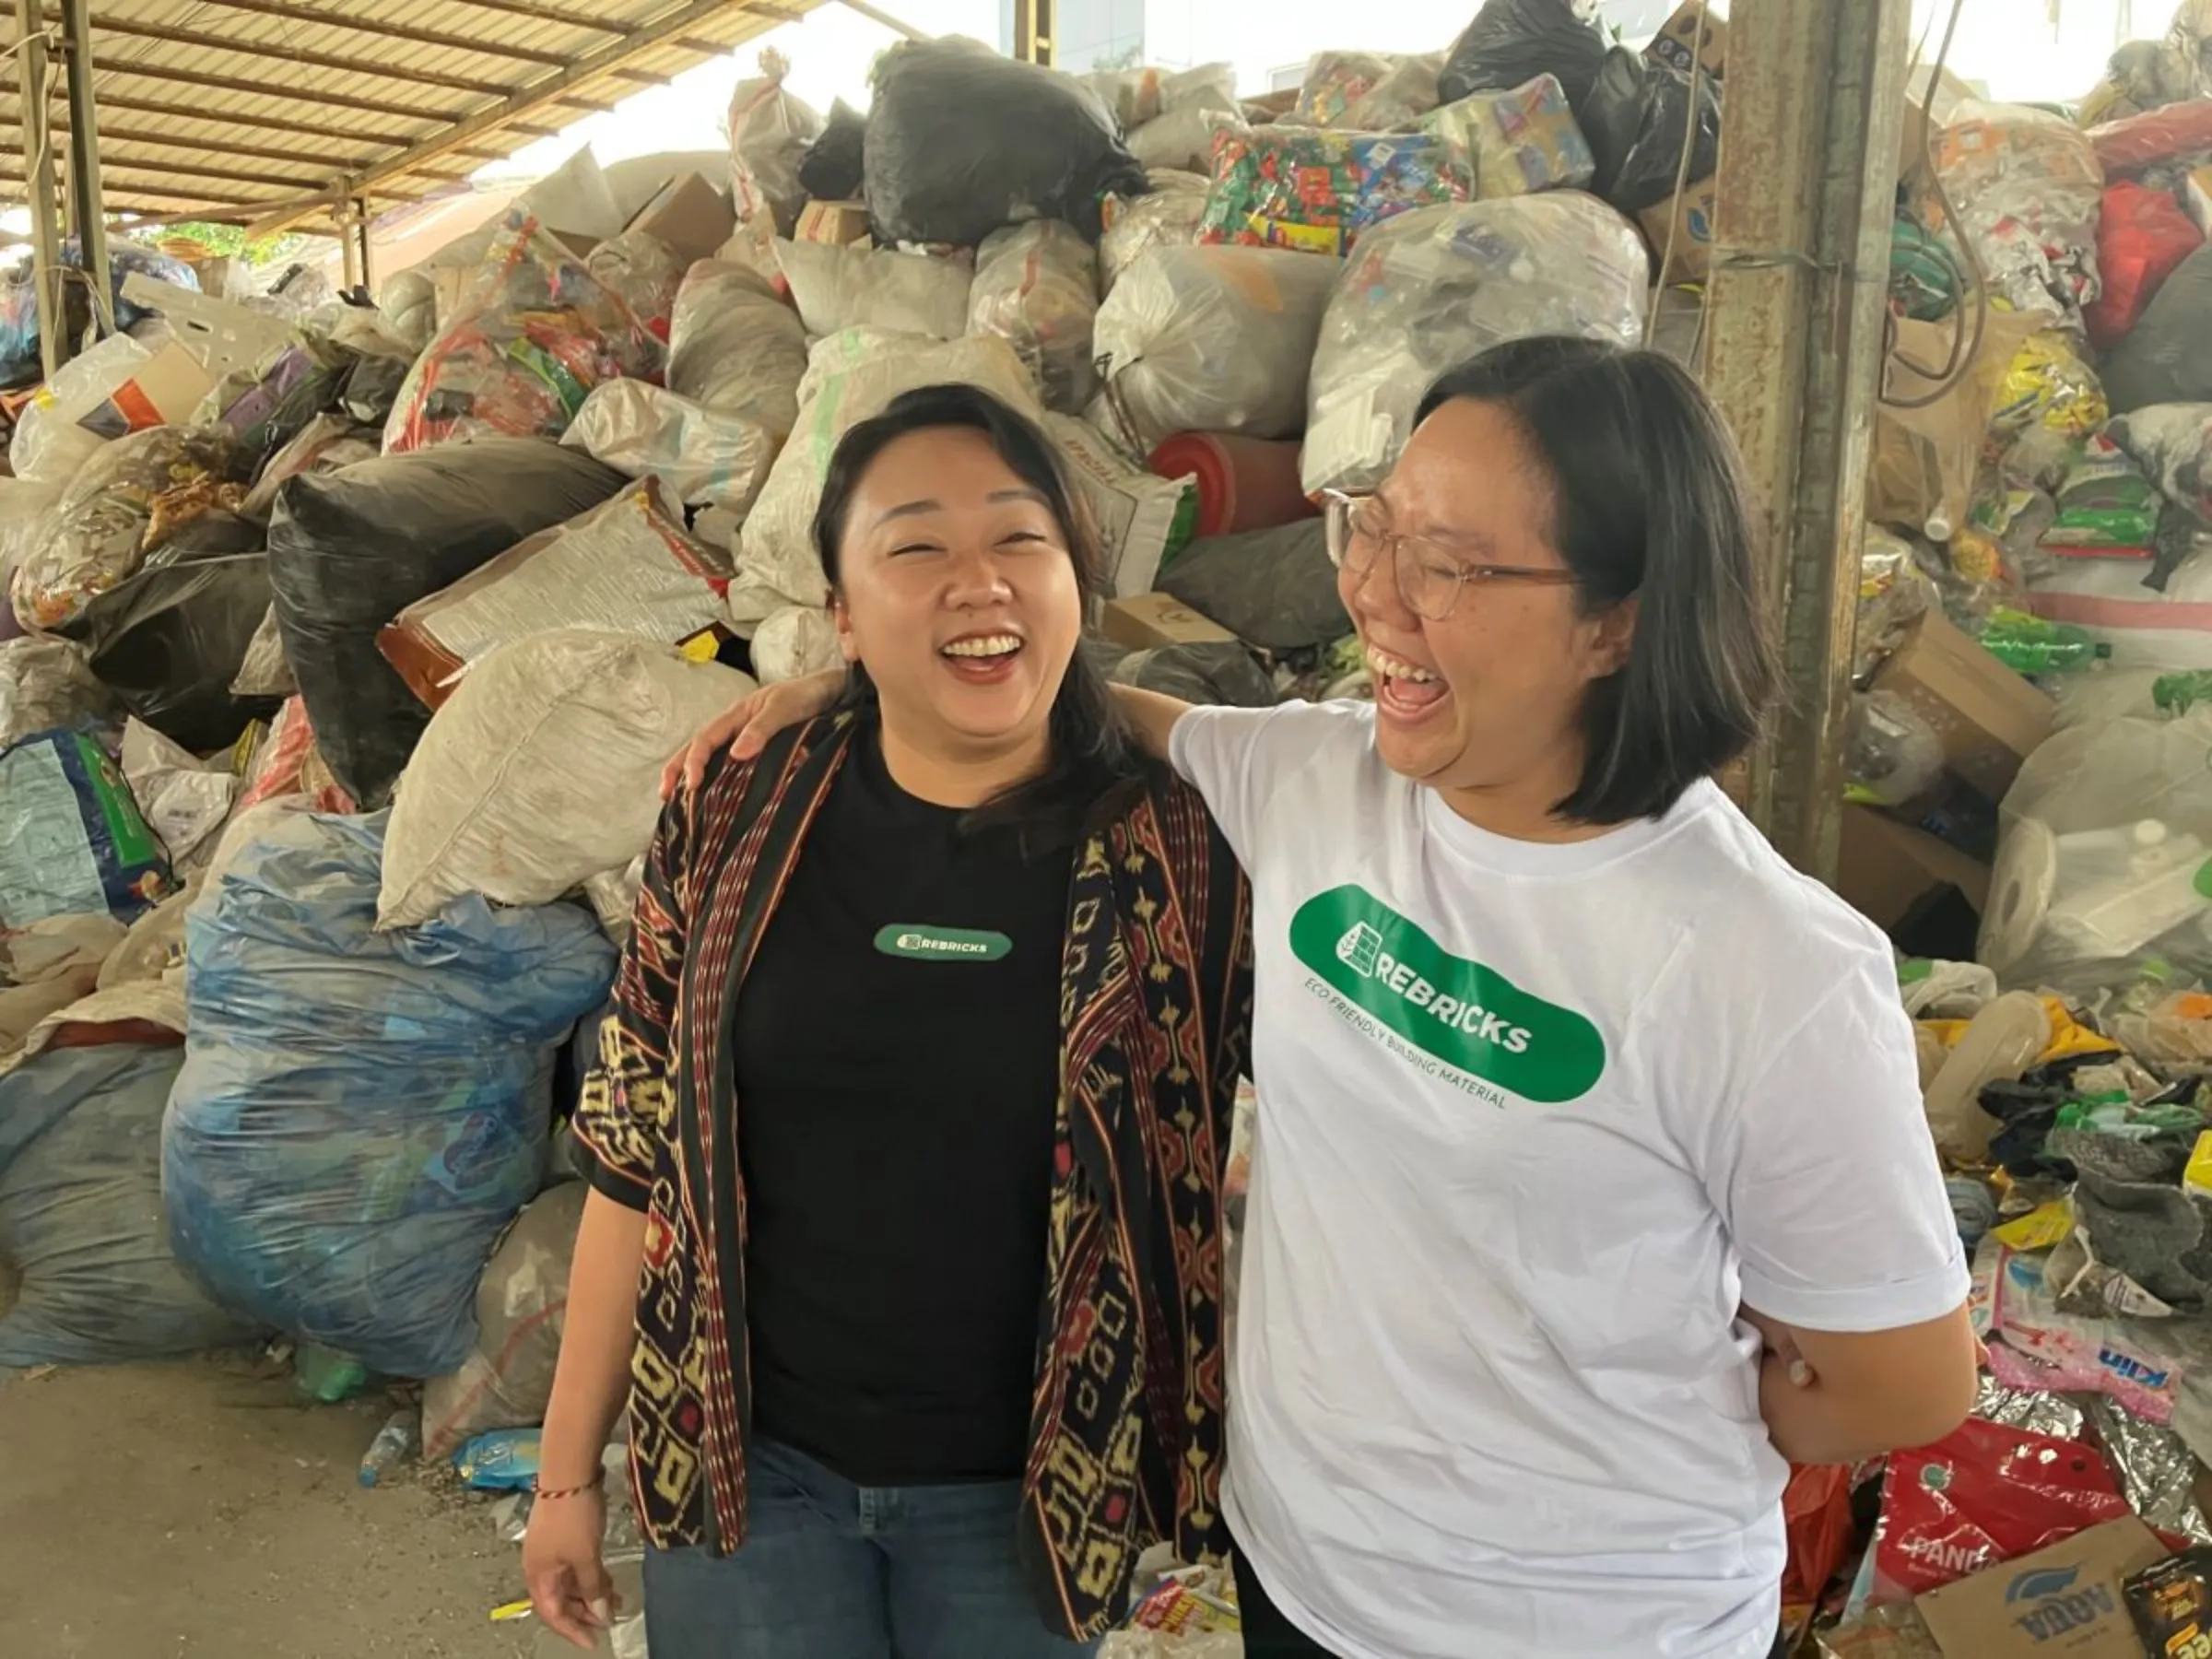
[1171,700,1969,1659]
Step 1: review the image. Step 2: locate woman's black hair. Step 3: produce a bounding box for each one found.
[1416,336,1781,826]
[810,381,1152,852]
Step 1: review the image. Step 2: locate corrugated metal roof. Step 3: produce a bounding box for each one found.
[2,0,821,228]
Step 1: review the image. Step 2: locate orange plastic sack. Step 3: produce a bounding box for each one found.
[2085,181,2204,348]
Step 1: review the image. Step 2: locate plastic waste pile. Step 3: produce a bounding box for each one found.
[1815,61,2212,1651]
[25,8,2197,1649]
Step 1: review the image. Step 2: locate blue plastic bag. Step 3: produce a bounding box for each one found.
[163,809,616,1378]
[0,1045,261,1369]
[0,728,175,930]
[453,1427,542,1490]
[0,240,200,388]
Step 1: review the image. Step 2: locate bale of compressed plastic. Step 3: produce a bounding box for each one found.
[0,635,114,749]
[0,730,174,931]
[863,39,1144,247]
[728,49,822,234]
[1301,195,1651,497]
[1438,0,1609,109]
[665,260,809,437]
[10,425,248,635]
[776,240,974,341]
[1092,245,1337,453]
[420,1182,588,1459]
[584,229,687,341]
[1924,102,2105,334]
[378,631,753,930]
[2103,247,2212,413]
[1100,172,1209,296]
[0,1044,262,1368]
[379,480,735,709]
[266,437,624,808]
[164,809,617,1378]
[382,215,664,455]
[968,222,1100,413]
[560,381,780,516]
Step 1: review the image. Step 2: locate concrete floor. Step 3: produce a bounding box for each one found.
[0,1354,542,1659]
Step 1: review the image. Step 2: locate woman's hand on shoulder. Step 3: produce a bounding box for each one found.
[660,668,845,801]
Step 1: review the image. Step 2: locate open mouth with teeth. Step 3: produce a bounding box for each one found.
[1367,643,1450,722]
[939,632,1026,683]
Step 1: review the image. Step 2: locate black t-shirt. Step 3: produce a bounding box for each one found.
[729,731,1075,1487]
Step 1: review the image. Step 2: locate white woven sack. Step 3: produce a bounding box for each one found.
[378,630,753,930]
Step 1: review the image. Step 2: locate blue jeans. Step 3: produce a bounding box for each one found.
[641,1438,1101,1659]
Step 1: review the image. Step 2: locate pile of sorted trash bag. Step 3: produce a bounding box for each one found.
[163,809,616,1379]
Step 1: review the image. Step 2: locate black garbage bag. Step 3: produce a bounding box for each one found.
[1581,49,1649,199]
[339,353,414,428]
[800,100,869,206]
[62,512,280,752]
[1439,0,1611,111]
[864,39,1146,247]
[1157,522,1347,652]
[266,438,624,807]
[1088,639,1276,708]
[1583,50,1722,215]
[2102,245,2212,413]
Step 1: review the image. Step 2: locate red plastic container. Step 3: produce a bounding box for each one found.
[1149,432,1318,541]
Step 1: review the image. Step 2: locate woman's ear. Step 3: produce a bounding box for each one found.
[831,593,861,665]
[1592,593,1640,677]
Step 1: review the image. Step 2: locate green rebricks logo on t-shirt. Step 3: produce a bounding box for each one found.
[1289,885,1606,1104]
[874,924,1012,962]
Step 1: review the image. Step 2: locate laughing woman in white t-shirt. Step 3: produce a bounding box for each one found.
[673,340,1979,1659]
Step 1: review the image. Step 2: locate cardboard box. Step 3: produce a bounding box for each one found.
[1100,593,1236,652]
[1839,805,1992,934]
[1872,609,2055,804]
[1640,176,1718,282]
[1645,1,1727,80]
[625,171,736,265]
[795,200,873,247]
[1916,1518,2169,1658]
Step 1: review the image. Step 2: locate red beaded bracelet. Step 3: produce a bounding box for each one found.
[533,1472,606,1500]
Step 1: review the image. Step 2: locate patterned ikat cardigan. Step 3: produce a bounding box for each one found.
[572,712,1253,1639]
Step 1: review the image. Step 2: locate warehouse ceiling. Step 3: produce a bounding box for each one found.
[0,0,820,229]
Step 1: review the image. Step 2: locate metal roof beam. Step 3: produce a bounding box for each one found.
[60,11,606,109]
[451,0,765,55]
[0,116,378,171]
[0,79,515,157]
[171,0,672,86]
[101,152,337,192]
[250,0,783,239]
[178,0,573,67]
[53,56,565,136]
[0,169,268,208]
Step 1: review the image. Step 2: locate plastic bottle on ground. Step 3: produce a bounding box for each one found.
[358,1407,418,1488]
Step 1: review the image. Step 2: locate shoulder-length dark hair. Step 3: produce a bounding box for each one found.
[1417,337,1781,826]
[810,381,1153,851]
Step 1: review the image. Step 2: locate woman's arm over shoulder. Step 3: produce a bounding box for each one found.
[1134,692,1371,870]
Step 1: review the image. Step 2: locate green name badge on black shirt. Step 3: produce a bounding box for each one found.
[874,924,1014,963]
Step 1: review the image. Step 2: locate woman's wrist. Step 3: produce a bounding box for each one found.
[534,1467,607,1500]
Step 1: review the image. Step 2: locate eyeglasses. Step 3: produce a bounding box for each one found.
[1323,490,1579,622]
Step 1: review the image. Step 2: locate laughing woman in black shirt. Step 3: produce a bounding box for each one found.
[525,384,1253,1658]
